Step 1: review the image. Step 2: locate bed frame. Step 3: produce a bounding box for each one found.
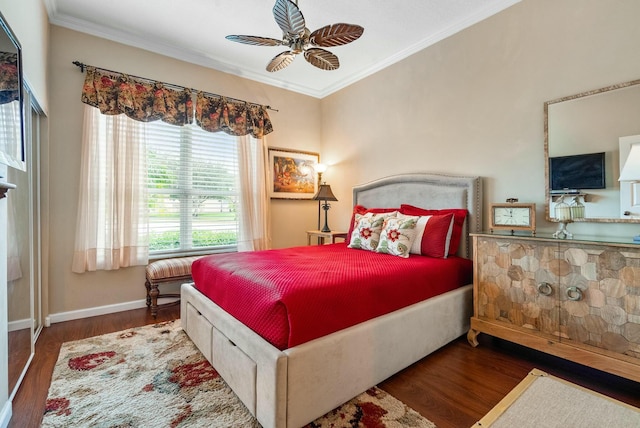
[181,173,482,428]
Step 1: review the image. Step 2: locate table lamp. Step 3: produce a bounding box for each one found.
[313,184,338,232]
[314,163,328,229]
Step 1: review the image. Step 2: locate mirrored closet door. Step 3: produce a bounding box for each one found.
[7,86,44,400]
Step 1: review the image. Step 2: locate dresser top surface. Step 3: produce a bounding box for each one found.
[472,231,640,247]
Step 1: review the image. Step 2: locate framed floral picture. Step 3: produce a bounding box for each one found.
[268,148,319,199]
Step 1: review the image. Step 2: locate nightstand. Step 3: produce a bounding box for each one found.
[306,230,348,245]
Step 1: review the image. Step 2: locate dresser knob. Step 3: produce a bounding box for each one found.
[566,286,583,301]
[537,282,553,296]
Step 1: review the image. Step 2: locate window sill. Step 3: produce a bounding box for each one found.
[149,246,237,261]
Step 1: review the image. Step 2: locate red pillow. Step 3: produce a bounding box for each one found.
[415,213,455,258]
[400,205,468,256]
[347,205,398,239]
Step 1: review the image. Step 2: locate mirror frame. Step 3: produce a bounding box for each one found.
[0,11,25,171]
[544,78,640,223]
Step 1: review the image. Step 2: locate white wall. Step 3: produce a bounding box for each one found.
[320,0,640,239]
[0,0,48,111]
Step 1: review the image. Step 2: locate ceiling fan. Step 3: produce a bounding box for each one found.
[225,0,364,72]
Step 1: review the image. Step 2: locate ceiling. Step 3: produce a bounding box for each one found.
[45,0,520,99]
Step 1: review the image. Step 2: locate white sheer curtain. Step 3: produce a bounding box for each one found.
[236,135,271,251]
[72,105,272,272]
[72,105,149,273]
[6,188,22,281]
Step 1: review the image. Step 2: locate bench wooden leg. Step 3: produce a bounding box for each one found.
[149,282,160,318]
[145,279,152,307]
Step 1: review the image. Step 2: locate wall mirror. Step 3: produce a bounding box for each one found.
[0,11,24,171]
[545,79,640,222]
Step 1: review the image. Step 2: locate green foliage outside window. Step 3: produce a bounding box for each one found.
[149,230,237,252]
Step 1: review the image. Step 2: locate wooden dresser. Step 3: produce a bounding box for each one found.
[468,232,640,382]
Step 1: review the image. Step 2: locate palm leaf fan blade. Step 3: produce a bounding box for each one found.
[273,0,306,37]
[225,35,283,47]
[304,48,339,70]
[267,51,296,72]
[310,24,364,47]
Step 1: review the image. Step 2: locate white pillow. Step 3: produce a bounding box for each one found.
[376,215,419,258]
[348,212,397,251]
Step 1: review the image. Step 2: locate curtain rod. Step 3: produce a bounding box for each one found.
[72,60,278,112]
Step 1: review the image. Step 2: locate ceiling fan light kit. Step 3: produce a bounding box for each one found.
[226,0,363,72]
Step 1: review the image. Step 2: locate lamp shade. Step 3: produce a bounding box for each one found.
[312,184,338,201]
[314,163,328,174]
[619,143,640,181]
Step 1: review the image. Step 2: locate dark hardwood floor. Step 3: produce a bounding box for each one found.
[9,305,181,428]
[380,336,640,428]
[8,328,31,399]
[10,306,640,428]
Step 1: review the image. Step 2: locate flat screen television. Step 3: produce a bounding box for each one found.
[549,152,605,193]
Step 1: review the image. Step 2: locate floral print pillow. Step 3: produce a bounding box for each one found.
[348,212,396,251]
[376,215,419,258]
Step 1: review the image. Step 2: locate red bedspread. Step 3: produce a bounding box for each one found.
[192,243,472,350]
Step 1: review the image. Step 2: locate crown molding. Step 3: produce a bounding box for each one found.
[47,0,521,99]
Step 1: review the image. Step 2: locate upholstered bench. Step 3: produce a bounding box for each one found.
[145,256,204,317]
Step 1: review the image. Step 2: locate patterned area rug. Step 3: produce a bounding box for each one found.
[42,320,435,427]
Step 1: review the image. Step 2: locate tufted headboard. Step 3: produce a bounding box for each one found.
[352,173,483,259]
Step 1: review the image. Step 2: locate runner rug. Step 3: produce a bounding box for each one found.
[473,368,640,428]
[42,320,435,427]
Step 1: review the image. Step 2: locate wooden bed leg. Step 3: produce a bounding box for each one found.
[467,328,480,347]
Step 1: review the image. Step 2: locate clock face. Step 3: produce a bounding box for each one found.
[490,203,536,232]
[493,207,531,226]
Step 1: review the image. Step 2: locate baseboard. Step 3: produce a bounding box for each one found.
[8,317,31,332]
[45,297,180,326]
[0,400,12,428]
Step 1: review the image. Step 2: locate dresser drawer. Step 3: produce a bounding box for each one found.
[475,236,557,336]
[558,244,640,360]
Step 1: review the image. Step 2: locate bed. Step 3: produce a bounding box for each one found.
[180,172,482,428]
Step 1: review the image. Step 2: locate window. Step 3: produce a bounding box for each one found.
[146,121,239,256]
[73,69,272,273]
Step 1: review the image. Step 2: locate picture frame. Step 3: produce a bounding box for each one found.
[268,148,319,199]
[0,11,25,171]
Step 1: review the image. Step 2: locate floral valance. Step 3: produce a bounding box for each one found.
[81,66,193,126]
[80,65,274,137]
[196,92,273,138]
